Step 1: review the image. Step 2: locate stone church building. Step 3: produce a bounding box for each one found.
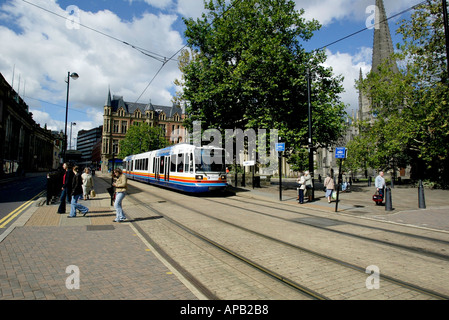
[315,0,406,180]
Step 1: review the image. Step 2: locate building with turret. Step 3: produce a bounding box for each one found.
[101,90,187,173]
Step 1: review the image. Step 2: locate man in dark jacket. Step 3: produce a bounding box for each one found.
[57,163,74,214]
[68,166,89,218]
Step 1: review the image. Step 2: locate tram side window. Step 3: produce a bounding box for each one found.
[189,153,193,173]
[171,155,176,172]
[184,154,189,173]
[178,154,184,172]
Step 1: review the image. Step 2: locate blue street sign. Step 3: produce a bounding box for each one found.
[276,143,285,152]
[335,147,347,159]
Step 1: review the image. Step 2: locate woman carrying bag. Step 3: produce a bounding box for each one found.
[323,173,335,203]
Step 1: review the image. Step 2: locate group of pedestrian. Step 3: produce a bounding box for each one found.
[56,163,127,222]
[296,170,387,206]
[57,163,94,217]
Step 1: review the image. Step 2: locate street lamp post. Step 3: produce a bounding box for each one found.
[307,68,315,201]
[63,72,79,163]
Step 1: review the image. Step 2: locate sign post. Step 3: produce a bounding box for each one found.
[243,160,256,189]
[334,147,347,212]
[276,143,285,201]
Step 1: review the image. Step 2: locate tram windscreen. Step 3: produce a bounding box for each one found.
[194,149,225,173]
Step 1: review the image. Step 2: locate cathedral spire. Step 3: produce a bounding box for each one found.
[372,0,399,73]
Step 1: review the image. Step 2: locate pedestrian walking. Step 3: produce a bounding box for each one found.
[323,173,335,203]
[304,170,313,202]
[81,168,94,200]
[296,172,306,204]
[112,168,128,222]
[375,171,386,206]
[68,166,89,217]
[57,163,74,214]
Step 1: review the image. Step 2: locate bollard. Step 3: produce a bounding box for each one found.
[418,180,426,209]
[385,187,393,211]
[368,176,372,187]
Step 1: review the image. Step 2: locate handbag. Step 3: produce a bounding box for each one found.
[372,191,383,203]
[90,189,96,198]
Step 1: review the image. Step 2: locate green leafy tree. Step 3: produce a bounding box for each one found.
[118,124,168,159]
[350,0,449,186]
[287,149,309,172]
[177,0,347,155]
[397,0,449,184]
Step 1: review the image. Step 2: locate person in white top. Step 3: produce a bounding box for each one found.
[81,168,94,200]
[296,172,306,204]
[375,171,386,205]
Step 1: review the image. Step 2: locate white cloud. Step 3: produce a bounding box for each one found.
[323,48,372,113]
[0,0,184,134]
[142,0,175,10]
[30,109,64,132]
[176,0,208,19]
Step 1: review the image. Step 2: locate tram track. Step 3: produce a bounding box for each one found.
[204,197,449,262]
[224,196,449,241]
[113,178,449,300]
[128,195,328,300]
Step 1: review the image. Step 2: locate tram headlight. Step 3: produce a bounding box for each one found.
[220,174,226,180]
[195,175,203,180]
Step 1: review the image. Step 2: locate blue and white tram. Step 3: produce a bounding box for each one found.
[123,143,227,193]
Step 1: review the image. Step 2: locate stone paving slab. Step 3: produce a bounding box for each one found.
[0,176,201,300]
[0,221,198,300]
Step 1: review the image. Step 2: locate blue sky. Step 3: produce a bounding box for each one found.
[0,0,422,148]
